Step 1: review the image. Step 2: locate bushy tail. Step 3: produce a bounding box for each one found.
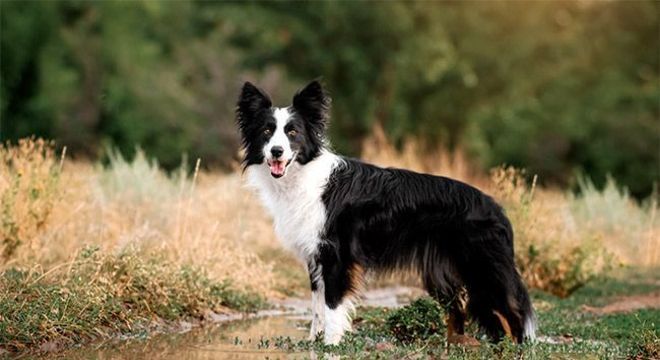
[459,222,537,343]
[516,273,537,341]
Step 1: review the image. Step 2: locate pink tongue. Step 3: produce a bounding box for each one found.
[270,161,286,176]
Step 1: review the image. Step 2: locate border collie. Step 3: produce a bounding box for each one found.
[237,80,536,345]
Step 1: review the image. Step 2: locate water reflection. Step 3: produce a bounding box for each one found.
[45,287,419,360]
[52,316,310,360]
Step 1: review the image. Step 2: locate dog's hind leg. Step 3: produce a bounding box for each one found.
[422,261,476,344]
[445,290,468,338]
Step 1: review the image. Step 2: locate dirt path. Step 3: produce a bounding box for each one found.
[583,293,660,315]
[272,286,424,316]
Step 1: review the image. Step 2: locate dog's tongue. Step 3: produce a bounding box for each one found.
[270,161,286,177]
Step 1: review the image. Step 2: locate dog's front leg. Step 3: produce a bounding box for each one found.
[308,262,325,340]
[320,260,354,345]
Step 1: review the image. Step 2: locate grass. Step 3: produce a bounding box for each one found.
[0,246,264,352]
[258,270,659,359]
[1,137,658,355]
[0,139,276,354]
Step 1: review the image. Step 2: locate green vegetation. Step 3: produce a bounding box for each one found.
[386,297,445,344]
[256,272,659,359]
[0,246,264,352]
[1,1,658,197]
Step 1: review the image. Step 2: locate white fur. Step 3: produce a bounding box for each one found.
[524,312,537,341]
[264,108,295,162]
[324,300,354,345]
[246,150,342,261]
[310,280,326,339]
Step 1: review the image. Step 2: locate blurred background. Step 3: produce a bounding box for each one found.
[1,3,659,354]
[1,0,658,198]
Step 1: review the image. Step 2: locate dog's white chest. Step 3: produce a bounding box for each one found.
[269,187,326,259]
[246,152,341,261]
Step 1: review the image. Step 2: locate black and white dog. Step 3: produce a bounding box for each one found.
[237,81,536,345]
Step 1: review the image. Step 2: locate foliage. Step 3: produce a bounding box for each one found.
[1,1,658,197]
[0,138,276,293]
[385,297,445,344]
[0,246,264,353]
[491,167,615,297]
[0,138,62,261]
[629,324,659,360]
[264,271,660,359]
[0,138,275,354]
[222,1,659,198]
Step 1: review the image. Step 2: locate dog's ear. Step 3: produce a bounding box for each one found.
[237,82,272,130]
[293,80,330,128]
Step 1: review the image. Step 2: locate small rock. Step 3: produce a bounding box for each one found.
[178,320,193,333]
[39,341,59,352]
[447,334,480,347]
[375,342,395,351]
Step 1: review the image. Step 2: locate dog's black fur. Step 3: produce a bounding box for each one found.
[319,159,534,341]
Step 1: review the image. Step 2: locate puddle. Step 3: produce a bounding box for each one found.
[42,287,420,360]
[51,316,309,360]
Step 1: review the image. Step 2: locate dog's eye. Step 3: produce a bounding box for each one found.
[263,129,272,136]
[287,129,298,137]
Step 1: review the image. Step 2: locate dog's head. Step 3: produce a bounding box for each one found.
[237,80,330,178]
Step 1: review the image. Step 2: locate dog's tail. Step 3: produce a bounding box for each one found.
[499,211,536,342]
[461,216,537,343]
[516,271,537,341]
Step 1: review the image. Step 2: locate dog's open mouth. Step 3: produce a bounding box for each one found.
[268,158,293,178]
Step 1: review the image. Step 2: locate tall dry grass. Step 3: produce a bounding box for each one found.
[0,139,276,296]
[0,139,62,261]
[2,136,658,300]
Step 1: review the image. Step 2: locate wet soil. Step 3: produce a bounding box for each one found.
[42,287,421,360]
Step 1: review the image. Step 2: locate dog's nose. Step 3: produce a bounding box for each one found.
[270,146,284,158]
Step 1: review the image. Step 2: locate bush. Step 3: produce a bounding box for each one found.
[0,138,62,261]
[386,297,445,344]
[491,167,615,297]
[628,321,659,360]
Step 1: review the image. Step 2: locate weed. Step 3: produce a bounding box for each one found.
[0,138,62,262]
[491,166,615,297]
[628,322,659,359]
[0,247,264,352]
[267,282,659,359]
[386,297,445,344]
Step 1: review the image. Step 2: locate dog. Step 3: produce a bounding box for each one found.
[236,80,536,345]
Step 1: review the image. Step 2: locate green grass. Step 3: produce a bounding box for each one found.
[0,246,265,353]
[262,269,659,359]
